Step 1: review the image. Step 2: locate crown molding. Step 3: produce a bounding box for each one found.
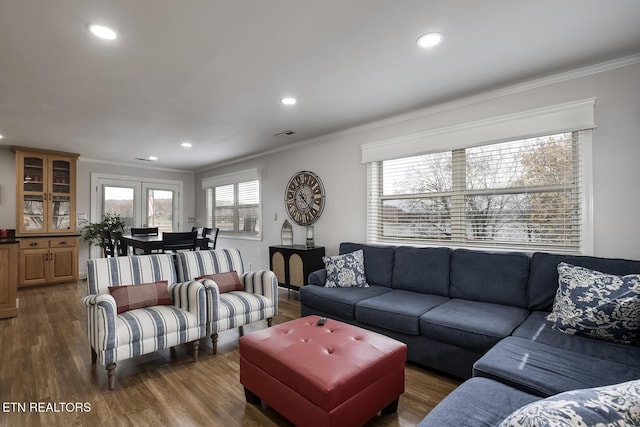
[198,53,640,172]
[79,156,194,174]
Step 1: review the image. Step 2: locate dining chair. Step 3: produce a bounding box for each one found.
[100,229,115,258]
[131,227,159,236]
[162,231,198,253]
[202,227,219,250]
[129,227,160,254]
[112,231,128,256]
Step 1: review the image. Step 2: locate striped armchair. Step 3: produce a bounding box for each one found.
[175,249,278,354]
[82,254,206,389]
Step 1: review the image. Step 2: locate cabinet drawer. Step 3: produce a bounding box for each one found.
[49,237,78,248]
[19,238,50,249]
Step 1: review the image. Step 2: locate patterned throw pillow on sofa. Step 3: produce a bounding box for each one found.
[323,250,369,288]
[546,263,640,344]
[499,380,640,427]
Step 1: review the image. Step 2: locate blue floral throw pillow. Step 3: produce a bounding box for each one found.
[546,262,640,345]
[323,250,369,288]
[499,380,640,427]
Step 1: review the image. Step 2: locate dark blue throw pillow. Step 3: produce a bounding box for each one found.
[547,263,640,345]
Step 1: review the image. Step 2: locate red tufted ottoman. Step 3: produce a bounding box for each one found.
[239,315,407,427]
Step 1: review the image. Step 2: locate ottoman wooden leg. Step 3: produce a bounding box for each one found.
[267,317,273,327]
[91,347,97,364]
[244,387,260,404]
[381,397,399,414]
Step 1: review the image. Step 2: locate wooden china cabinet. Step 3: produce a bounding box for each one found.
[14,147,79,287]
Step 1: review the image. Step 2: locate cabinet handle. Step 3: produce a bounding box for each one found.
[30,242,38,246]
[59,241,67,245]
[45,253,49,261]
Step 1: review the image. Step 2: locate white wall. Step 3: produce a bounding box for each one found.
[196,59,640,270]
[0,147,17,229]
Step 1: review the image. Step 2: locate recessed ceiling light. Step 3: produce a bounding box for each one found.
[281,97,297,106]
[0,134,3,139]
[181,141,192,148]
[87,24,118,40]
[148,156,158,161]
[416,32,443,48]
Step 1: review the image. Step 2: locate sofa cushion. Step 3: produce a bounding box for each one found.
[323,250,369,288]
[513,311,640,368]
[392,246,451,296]
[450,249,530,308]
[108,281,172,314]
[299,285,391,320]
[547,262,640,344]
[116,305,200,352]
[340,242,395,288]
[527,252,640,311]
[473,336,640,397]
[420,299,528,353]
[499,380,640,427]
[418,377,540,427]
[355,290,449,335]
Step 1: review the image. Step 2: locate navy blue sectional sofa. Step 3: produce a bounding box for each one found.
[300,242,640,425]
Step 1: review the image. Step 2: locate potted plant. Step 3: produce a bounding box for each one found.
[81,213,127,252]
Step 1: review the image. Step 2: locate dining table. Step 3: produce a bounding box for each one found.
[120,234,206,255]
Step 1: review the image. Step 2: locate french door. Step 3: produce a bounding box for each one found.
[91,174,182,233]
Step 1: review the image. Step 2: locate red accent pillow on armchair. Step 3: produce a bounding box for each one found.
[195,271,244,293]
[108,281,172,314]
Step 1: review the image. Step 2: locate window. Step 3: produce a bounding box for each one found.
[367,131,586,253]
[203,169,261,239]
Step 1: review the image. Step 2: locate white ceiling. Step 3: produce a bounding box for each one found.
[1,0,639,171]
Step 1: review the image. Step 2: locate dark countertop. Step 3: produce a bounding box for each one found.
[0,238,19,244]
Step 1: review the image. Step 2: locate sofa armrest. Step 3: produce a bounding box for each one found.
[168,281,207,328]
[82,293,118,352]
[308,269,327,286]
[240,270,278,302]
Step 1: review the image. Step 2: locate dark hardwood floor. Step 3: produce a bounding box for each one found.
[0,282,460,426]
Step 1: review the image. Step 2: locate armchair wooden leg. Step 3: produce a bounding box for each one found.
[267,317,273,327]
[192,341,199,362]
[106,363,116,390]
[239,326,244,337]
[91,347,97,364]
[211,333,218,355]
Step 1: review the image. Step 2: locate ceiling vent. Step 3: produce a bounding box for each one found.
[274,130,296,137]
[135,157,155,162]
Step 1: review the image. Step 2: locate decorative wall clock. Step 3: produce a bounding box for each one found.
[285,171,325,226]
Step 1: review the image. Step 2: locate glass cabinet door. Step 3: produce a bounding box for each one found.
[49,158,73,231]
[17,151,76,234]
[21,155,46,232]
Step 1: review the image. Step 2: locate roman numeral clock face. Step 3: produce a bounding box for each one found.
[285,171,326,226]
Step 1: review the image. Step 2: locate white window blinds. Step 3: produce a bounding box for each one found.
[202,168,261,239]
[367,131,585,253]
